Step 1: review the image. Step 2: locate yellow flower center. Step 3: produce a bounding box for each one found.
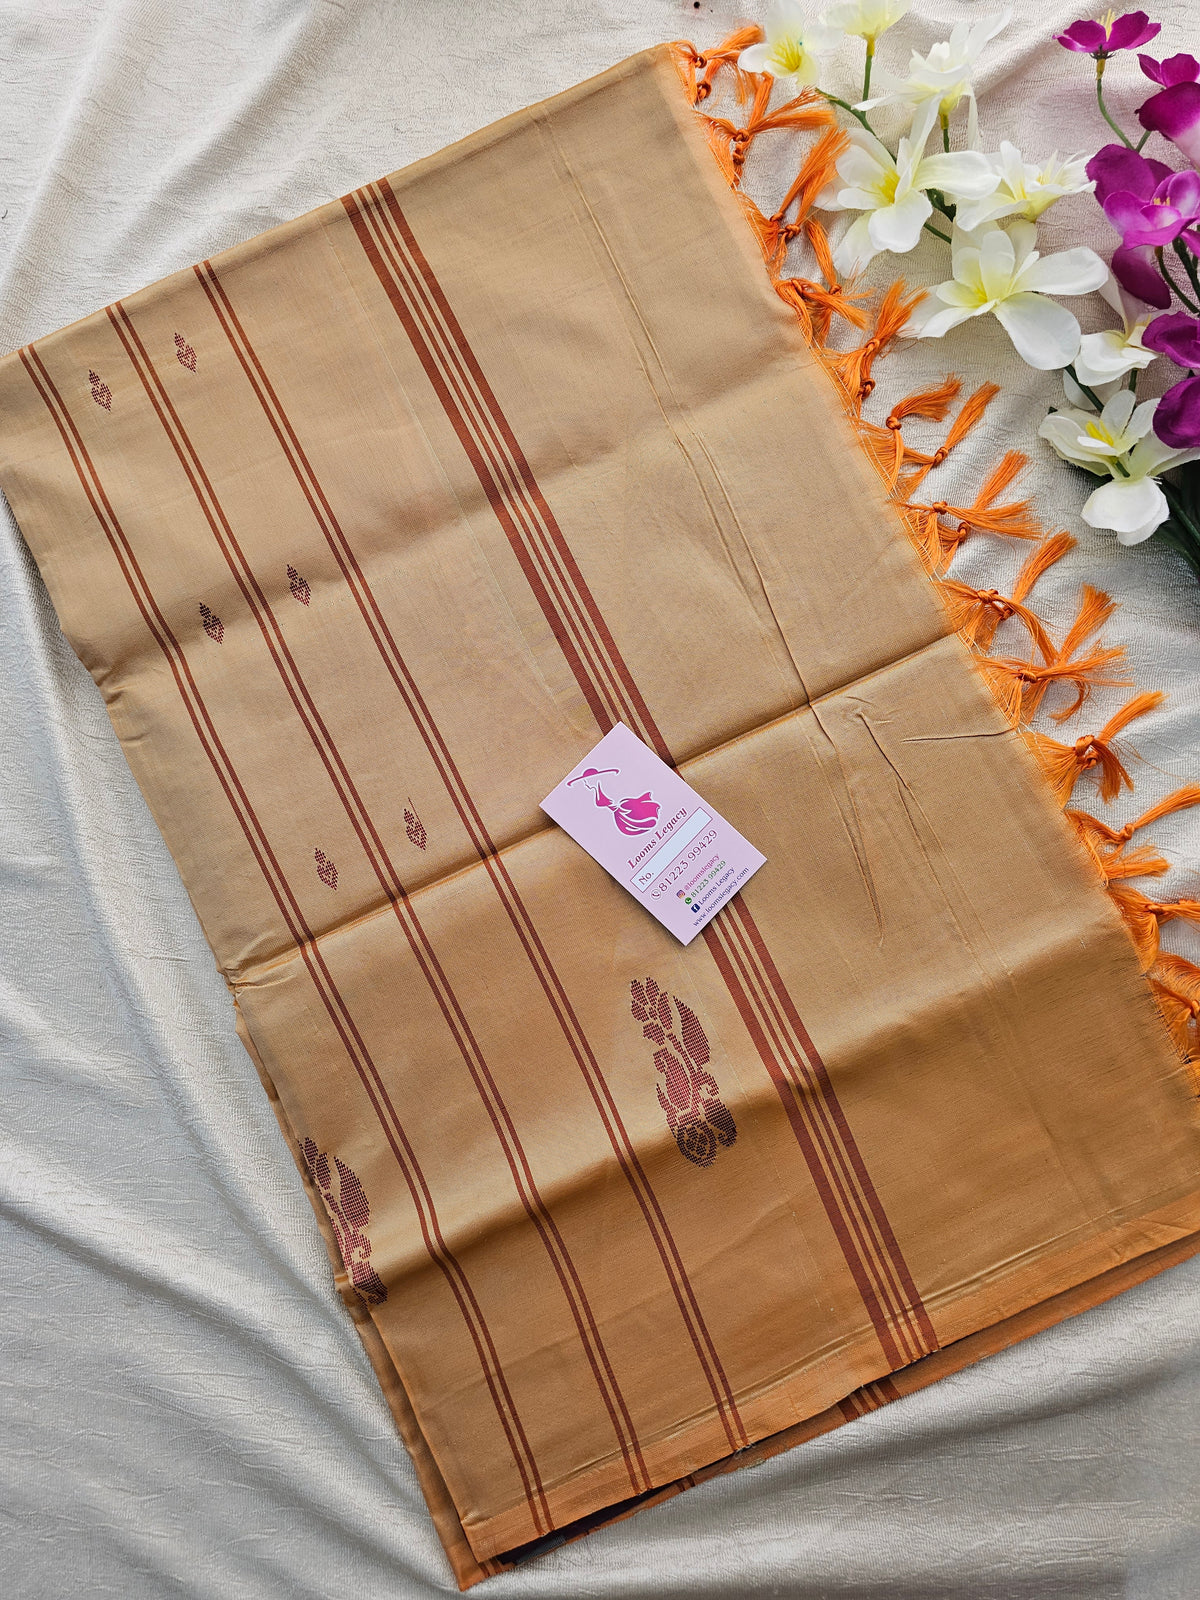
[770,36,808,74]
[1085,421,1116,446]
[1100,8,1116,28]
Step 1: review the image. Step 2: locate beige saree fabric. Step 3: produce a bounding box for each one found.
[1,44,1198,1587]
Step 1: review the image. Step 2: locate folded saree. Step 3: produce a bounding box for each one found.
[2,41,1199,1587]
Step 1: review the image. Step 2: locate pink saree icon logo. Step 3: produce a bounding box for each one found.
[567,765,660,836]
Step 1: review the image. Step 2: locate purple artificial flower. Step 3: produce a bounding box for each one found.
[1143,310,1200,367]
[1086,143,1173,204]
[1139,52,1200,86]
[1154,374,1200,447]
[1139,80,1200,164]
[1086,144,1182,308]
[1110,244,1173,306]
[1055,10,1161,56]
[1103,168,1200,246]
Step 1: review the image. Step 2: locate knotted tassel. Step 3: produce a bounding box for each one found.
[865,375,961,486]
[774,273,870,345]
[1071,783,1200,845]
[980,584,1128,722]
[674,28,762,105]
[1050,584,1127,721]
[1072,825,1170,882]
[940,578,1054,660]
[827,280,926,410]
[699,113,742,185]
[1028,690,1165,804]
[1069,781,1200,879]
[773,127,850,238]
[1150,952,1200,1064]
[941,532,1075,656]
[706,81,831,178]
[782,218,871,342]
[902,451,1042,571]
[982,642,1128,725]
[899,382,1001,493]
[1108,885,1200,971]
[741,195,784,266]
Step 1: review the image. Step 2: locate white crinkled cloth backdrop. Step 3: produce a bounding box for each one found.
[1,3,1198,1596]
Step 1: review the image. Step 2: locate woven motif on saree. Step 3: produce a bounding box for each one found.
[2,46,1199,1589]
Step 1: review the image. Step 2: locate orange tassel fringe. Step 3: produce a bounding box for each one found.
[1029,690,1165,805]
[1151,953,1200,1068]
[1108,885,1200,972]
[673,35,1200,1065]
[897,381,1002,494]
[982,584,1129,723]
[677,28,763,105]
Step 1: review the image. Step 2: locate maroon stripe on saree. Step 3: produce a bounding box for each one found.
[345,182,937,1367]
[371,176,670,760]
[99,302,656,1502]
[728,899,938,1356]
[192,254,748,1456]
[18,340,554,1538]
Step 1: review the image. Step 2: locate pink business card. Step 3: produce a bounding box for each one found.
[540,723,766,945]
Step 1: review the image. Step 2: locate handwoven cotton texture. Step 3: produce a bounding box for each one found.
[2,39,1199,1590]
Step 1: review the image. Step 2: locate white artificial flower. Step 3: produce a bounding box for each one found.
[902,221,1108,370]
[953,143,1094,231]
[738,1,840,89]
[821,126,997,273]
[1039,390,1200,544]
[1072,274,1160,389]
[824,0,910,40]
[860,10,1012,148]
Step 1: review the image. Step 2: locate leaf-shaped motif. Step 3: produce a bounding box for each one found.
[654,1046,695,1113]
[88,370,112,410]
[314,848,338,890]
[174,332,197,373]
[287,563,311,606]
[335,1156,370,1229]
[199,602,224,643]
[404,799,428,851]
[300,1141,388,1304]
[629,980,648,1021]
[676,997,710,1069]
[635,979,733,1168]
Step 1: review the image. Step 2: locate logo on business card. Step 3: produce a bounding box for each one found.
[567,765,661,837]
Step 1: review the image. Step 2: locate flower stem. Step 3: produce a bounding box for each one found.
[1136,128,1153,151]
[927,188,957,221]
[863,37,874,101]
[1095,61,1135,149]
[1156,246,1200,315]
[1158,480,1200,580]
[923,220,952,243]
[1174,238,1200,305]
[940,110,951,153]
[819,91,875,134]
[1162,478,1200,535]
[1065,364,1106,411]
